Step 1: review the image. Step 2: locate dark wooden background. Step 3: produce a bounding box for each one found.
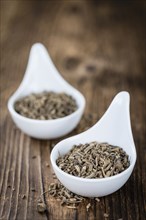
[0,0,146,220]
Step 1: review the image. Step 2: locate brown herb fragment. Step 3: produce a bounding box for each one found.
[45,163,50,167]
[95,197,100,202]
[37,202,47,213]
[21,194,26,199]
[86,202,91,212]
[104,213,109,218]
[31,188,36,192]
[66,205,77,209]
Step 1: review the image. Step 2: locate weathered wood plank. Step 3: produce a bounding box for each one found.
[0,0,145,220]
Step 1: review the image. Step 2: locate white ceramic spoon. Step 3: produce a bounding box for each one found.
[7,43,85,139]
[51,91,137,197]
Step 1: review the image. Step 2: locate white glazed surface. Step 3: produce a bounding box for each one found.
[50,91,137,197]
[7,43,85,139]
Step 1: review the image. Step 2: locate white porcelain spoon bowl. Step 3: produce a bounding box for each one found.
[51,91,137,197]
[7,43,85,139]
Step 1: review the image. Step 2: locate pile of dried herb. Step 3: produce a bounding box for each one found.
[56,142,130,178]
[47,182,100,209]
[48,182,84,207]
[14,91,77,120]
[37,181,101,214]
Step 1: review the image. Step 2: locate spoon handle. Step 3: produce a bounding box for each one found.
[89,92,135,148]
[15,43,73,96]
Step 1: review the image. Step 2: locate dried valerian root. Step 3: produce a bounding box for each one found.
[21,194,26,199]
[37,182,99,210]
[104,213,109,218]
[47,182,100,210]
[48,182,84,208]
[86,203,91,211]
[56,142,130,178]
[37,199,47,213]
[14,91,77,120]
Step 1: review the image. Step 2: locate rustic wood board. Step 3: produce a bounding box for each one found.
[0,1,145,220]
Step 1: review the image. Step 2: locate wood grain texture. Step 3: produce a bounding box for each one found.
[0,0,146,220]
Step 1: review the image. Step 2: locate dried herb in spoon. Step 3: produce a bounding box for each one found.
[14,91,77,120]
[56,142,130,178]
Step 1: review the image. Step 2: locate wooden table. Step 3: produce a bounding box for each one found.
[1,1,145,219]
